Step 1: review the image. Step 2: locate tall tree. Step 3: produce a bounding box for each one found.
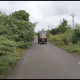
[10,10,30,21]
[58,18,68,33]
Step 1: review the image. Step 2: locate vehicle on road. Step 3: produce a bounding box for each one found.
[38,31,47,44]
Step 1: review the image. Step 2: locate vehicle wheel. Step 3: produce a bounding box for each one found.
[38,40,39,44]
[42,42,44,44]
[46,41,47,44]
[46,39,47,44]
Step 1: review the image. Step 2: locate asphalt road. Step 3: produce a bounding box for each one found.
[4,36,80,79]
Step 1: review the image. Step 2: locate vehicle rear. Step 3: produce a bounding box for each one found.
[38,32,47,44]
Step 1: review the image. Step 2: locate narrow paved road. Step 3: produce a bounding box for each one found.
[4,36,80,79]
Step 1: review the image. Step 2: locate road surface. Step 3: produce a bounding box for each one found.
[4,36,80,79]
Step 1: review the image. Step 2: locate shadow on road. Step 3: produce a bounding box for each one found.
[35,42,47,45]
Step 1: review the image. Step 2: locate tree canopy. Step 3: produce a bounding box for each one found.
[10,10,30,21]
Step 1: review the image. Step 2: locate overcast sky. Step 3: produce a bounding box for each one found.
[0,1,80,32]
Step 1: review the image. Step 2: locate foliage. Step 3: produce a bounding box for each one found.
[47,25,80,58]
[71,24,80,44]
[50,18,68,35]
[10,10,30,21]
[0,10,35,79]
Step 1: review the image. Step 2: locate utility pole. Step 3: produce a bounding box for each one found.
[48,25,49,31]
[70,12,76,29]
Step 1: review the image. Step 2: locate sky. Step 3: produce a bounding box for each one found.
[0,1,80,32]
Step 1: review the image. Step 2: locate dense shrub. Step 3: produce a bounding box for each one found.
[71,25,80,44]
[0,10,35,78]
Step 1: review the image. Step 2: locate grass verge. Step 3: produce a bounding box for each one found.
[47,31,80,58]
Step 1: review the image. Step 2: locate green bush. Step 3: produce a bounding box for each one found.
[47,28,80,56]
[71,25,80,44]
[61,36,69,45]
[66,45,79,53]
[0,10,35,78]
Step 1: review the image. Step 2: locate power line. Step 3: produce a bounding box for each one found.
[70,12,76,29]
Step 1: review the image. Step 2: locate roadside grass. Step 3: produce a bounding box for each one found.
[0,37,33,79]
[47,31,80,57]
[0,49,21,79]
